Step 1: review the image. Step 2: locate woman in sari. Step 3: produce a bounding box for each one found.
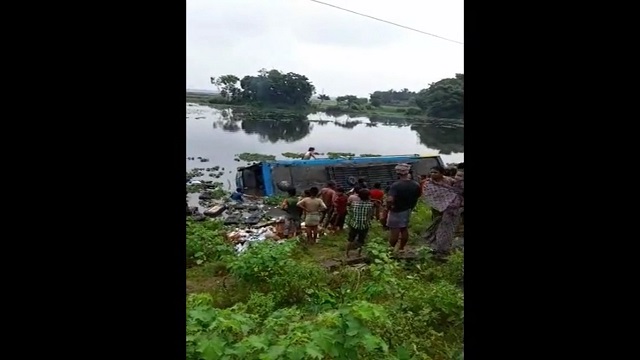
[423,169,464,256]
[426,166,454,219]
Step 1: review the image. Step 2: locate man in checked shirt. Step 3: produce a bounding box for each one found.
[345,188,374,257]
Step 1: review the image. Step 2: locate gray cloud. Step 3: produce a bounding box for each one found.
[187,0,463,97]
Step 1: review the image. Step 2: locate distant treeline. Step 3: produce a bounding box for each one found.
[209,69,463,119]
[330,74,464,119]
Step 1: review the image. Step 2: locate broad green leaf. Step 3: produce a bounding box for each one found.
[197,336,226,360]
[286,345,306,360]
[395,346,411,360]
[189,308,214,323]
[362,334,384,352]
[305,344,324,359]
[261,345,285,360]
[247,335,269,350]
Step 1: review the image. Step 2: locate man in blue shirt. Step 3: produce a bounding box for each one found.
[230,187,245,202]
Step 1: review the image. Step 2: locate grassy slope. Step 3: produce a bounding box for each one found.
[186,202,434,294]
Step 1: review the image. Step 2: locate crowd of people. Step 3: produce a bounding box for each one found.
[280,162,465,257]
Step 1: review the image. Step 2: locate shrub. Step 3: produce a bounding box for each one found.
[186,220,234,266]
[405,107,423,116]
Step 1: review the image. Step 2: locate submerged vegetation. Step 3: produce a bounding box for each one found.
[327,152,355,159]
[186,202,464,359]
[281,152,305,159]
[234,153,277,163]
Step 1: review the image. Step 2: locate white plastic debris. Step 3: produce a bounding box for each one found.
[228,226,285,254]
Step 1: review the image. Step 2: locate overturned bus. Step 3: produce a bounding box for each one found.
[235,154,446,197]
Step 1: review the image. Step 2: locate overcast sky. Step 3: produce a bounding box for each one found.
[187,0,463,98]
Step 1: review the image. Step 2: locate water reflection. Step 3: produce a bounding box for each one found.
[411,123,464,154]
[192,106,464,154]
[212,108,241,132]
[310,120,332,126]
[241,119,313,143]
[333,119,362,129]
[212,120,241,132]
[368,115,411,128]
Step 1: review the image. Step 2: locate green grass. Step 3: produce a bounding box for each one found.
[186,202,435,293]
[185,201,463,359]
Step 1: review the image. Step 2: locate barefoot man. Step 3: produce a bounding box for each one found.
[386,163,422,252]
[302,147,317,160]
[319,180,337,228]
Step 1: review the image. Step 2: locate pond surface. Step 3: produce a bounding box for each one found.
[186,103,463,206]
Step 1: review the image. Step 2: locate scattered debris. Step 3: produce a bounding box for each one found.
[187,169,204,178]
[227,226,282,253]
[204,204,226,217]
[186,206,207,221]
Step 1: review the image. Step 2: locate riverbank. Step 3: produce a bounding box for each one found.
[186,200,463,359]
[186,92,464,124]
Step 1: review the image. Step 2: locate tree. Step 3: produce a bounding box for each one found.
[415,74,464,119]
[237,69,316,106]
[317,94,330,105]
[336,95,358,106]
[368,89,417,106]
[369,93,382,107]
[211,75,240,102]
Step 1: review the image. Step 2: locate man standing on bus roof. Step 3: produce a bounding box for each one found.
[302,147,317,160]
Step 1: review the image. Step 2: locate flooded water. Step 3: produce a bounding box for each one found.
[186,103,464,196]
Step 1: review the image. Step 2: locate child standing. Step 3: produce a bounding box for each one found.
[346,189,374,257]
[297,187,327,244]
[330,187,348,233]
[369,182,385,220]
[347,185,361,205]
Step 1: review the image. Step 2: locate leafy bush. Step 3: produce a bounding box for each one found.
[186,220,234,266]
[404,107,423,116]
[227,240,328,307]
[186,202,464,359]
[187,299,390,360]
[324,105,343,112]
[262,194,286,206]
